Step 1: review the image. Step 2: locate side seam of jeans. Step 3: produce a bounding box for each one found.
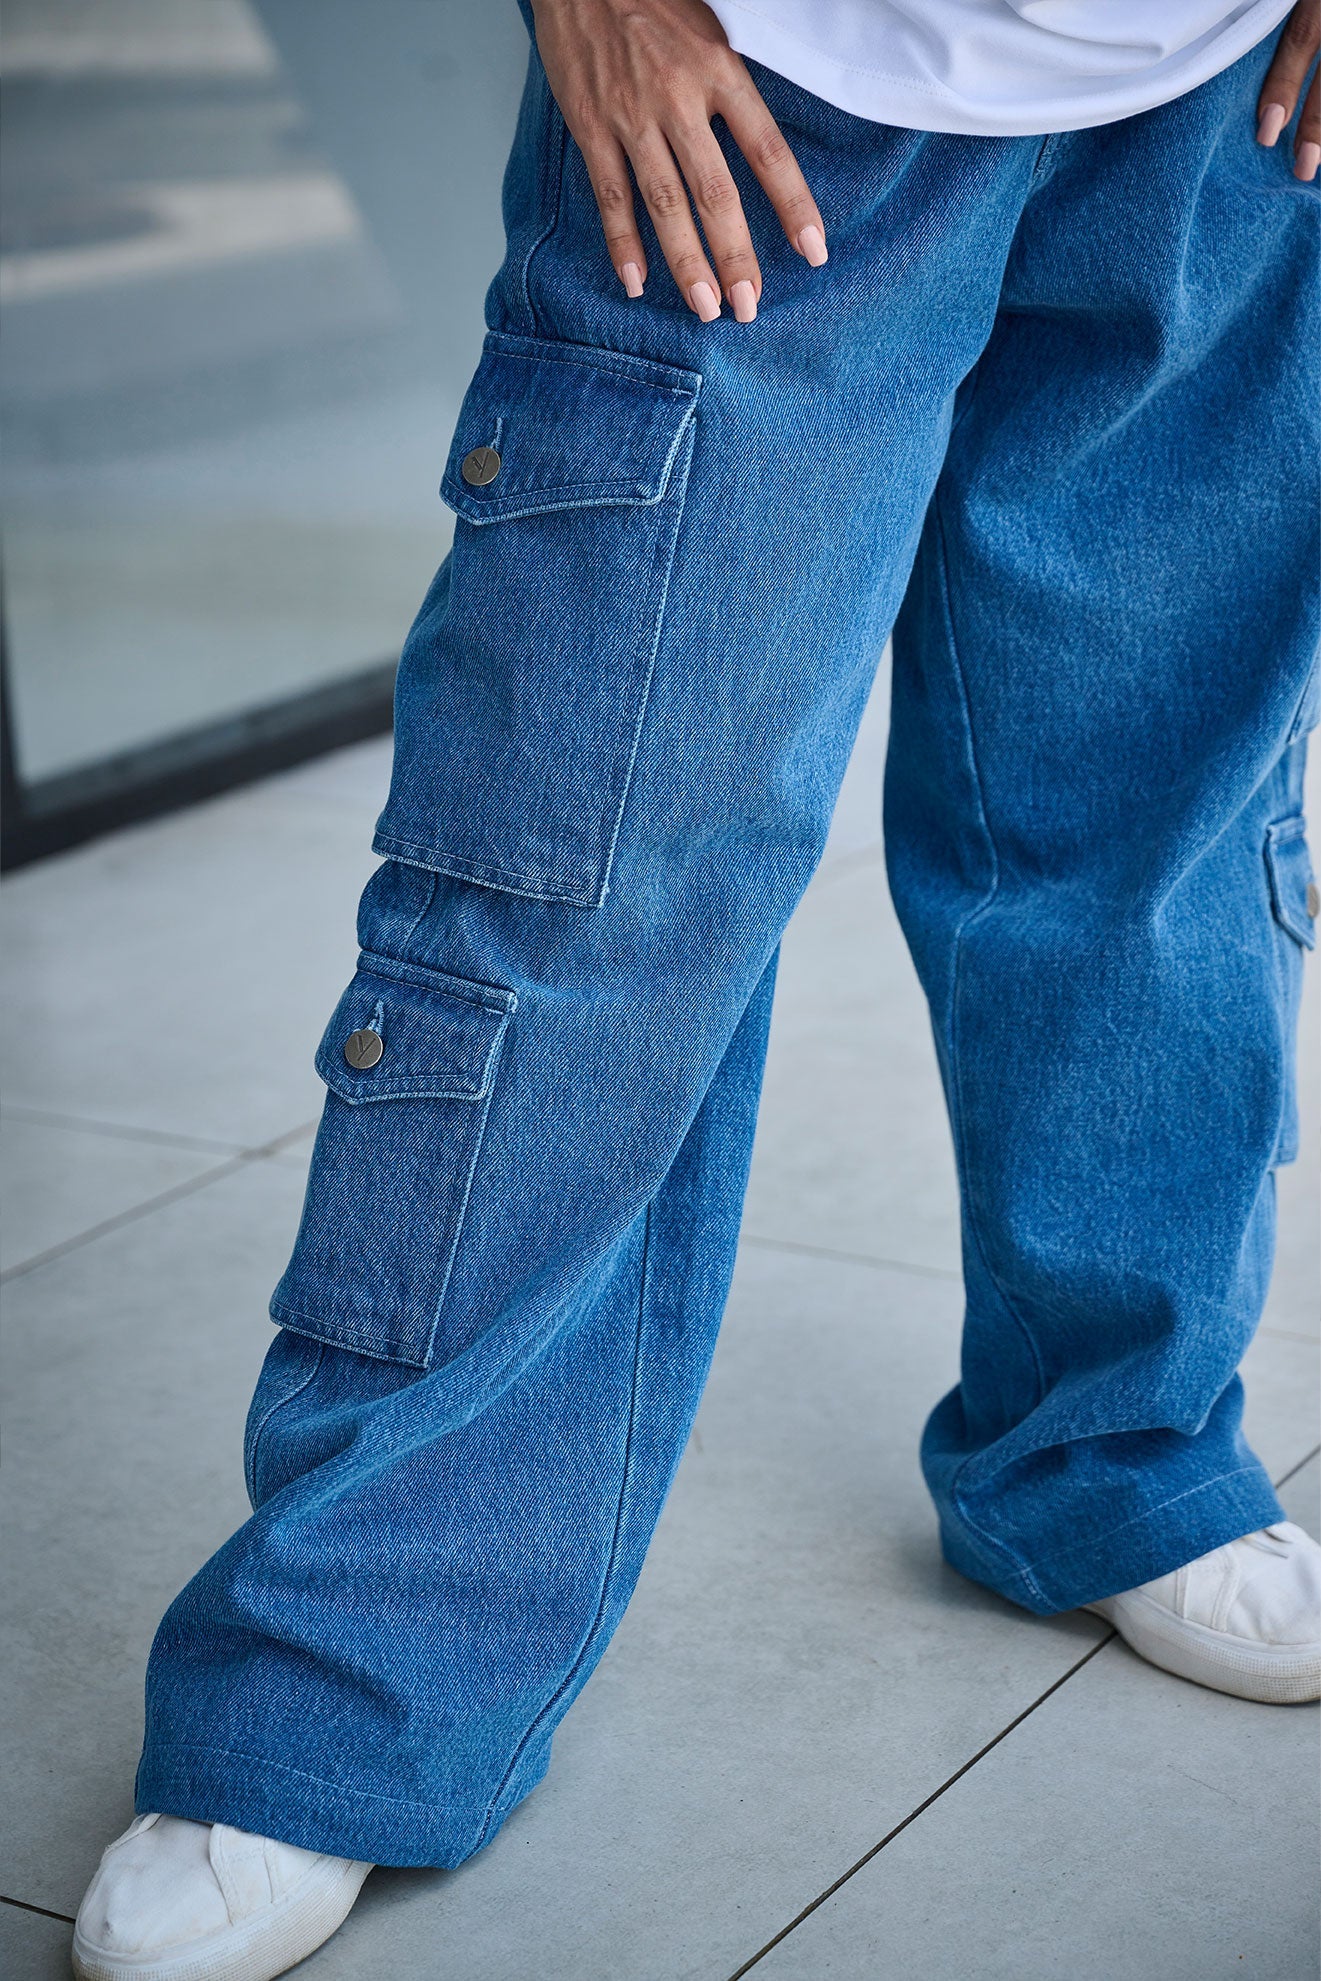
[926,489,1051,1607]
[517,55,567,339]
[243,1342,325,1513]
[470,1201,653,1854]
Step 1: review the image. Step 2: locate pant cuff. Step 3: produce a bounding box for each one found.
[938,1462,1287,1615]
[133,1738,526,1869]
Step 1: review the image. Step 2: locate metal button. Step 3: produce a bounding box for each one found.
[1307,881,1319,921]
[461,445,501,487]
[344,1028,384,1070]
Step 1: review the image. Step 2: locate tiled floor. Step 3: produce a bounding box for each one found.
[3,686,1318,1979]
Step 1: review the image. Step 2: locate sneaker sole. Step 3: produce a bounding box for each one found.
[71,1858,373,1981]
[1086,1593,1321,1704]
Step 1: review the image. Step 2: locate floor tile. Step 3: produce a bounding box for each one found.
[1239,1326,1321,1485]
[1277,1452,1320,1538]
[0,1113,232,1275]
[0,772,376,1146]
[265,1121,319,1171]
[1,677,1315,1981]
[1264,962,1320,1343]
[300,1246,1104,1981]
[0,1904,75,1981]
[742,850,961,1277]
[247,734,395,821]
[749,1630,1319,1981]
[2,1200,1104,1968]
[1,1159,305,1916]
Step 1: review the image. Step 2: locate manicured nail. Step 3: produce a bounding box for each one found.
[796,223,828,267]
[1257,102,1288,146]
[1296,140,1321,182]
[620,261,644,297]
[689,280,721,322]
[730,279,757,324]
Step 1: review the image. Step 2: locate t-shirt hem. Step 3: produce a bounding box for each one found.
[712,0,1294,135]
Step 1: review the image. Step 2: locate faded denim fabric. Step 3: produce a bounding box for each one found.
[137,27,1318,1868]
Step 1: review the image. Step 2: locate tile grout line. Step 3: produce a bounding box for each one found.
[0,1121,321,1285]
[1274,1442,1321,1491]
[740,1232,961,1282]
[0,1468,1314,1937]
[723,1632,1118,1980]
[1,1102,247,1157]
[0,1893,75,1926]
[723,1441,1319,1980]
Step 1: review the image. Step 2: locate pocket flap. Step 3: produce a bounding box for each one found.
[441,330,700,525]
[1265,815,1317,950]
[315,951,517,1104]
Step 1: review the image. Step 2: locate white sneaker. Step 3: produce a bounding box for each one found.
[72,1813,373,1981]
[1086,1521,1321,1704]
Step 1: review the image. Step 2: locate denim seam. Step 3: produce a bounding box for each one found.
[269,1302,429,1371]
[352,947,518,1013]
[1264,814,1317,951]
[144,1739,459,1815]
[518,71,566,338]
[452,479,676,518]
[927,491,1050,1607]
[397,868,438,952]
[993,1463,1272,1601]
[369,839,600,910]
[471,1206,652,1855]
[451,487,676,525]
[597,420,697,903]
[419,1076,504,1368]
[1264,826,1300,1166]
[476,329,704,396]
[244,1341,325,1511]
[1027,130,1061,186]
[478,347,700,394]
[1285,654,1318,743]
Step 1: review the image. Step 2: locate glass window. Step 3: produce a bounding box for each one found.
[1,0,528,856]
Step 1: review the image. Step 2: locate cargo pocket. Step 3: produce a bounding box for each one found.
[373,330,702,909]
[1264,814,1316,1166]
[270,950,517,1368]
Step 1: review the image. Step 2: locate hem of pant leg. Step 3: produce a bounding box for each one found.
[947,1463,1286,1616]
[134,1739,475,1869]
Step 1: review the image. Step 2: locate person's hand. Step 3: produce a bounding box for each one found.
[529,0,827,323]
[1256,0,1319,179]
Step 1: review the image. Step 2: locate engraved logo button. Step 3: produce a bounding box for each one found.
[344,1028,384,1070]
[461,445,501,487]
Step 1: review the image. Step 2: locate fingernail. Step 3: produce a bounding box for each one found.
[730,279,757,324]
[1296,140,1321,182]
[796,223,828,267]
[1257,102,1288,146]
[689,281,721,322]
[620,261,644,298]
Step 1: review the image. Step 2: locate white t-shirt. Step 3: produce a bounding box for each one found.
[706,0,1293,134]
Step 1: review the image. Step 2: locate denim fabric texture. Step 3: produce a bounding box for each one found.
[138,26,1318,1868]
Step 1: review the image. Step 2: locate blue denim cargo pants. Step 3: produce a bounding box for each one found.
[137,28,1318,1867]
